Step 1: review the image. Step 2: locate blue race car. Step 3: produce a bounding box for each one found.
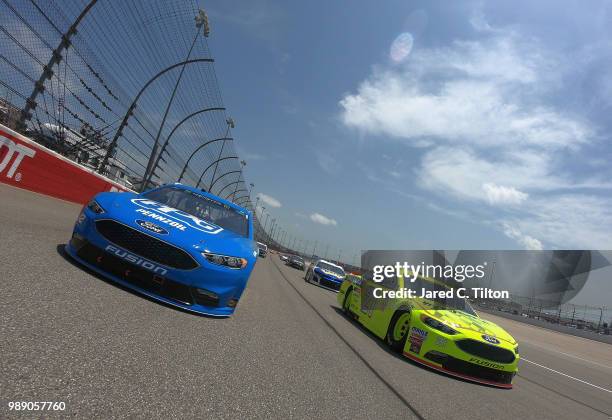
[65,183,258,316]
[305,259,346,292]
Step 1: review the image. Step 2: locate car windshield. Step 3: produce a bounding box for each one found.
[143,186,249,238]
[409,277,476,316]
[292,256,304,262]
[317,262,345,276]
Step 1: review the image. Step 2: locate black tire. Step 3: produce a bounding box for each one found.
[342,288,353,315]
[385,310,412,353]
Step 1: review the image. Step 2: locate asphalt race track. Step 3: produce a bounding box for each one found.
[1,183,611,419]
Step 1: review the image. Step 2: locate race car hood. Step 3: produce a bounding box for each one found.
[314,267,344,279]
[94,192,256,258]
[422,307,516,346]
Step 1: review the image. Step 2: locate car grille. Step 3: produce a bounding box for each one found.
[95,220,198,270]
[76,242,193,306]
[455,339,516,364]
[441,355,514,385]
[318,277,341,290]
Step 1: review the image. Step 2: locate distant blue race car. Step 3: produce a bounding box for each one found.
[65,183,258,316]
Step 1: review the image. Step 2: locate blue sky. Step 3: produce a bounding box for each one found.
[204,0,612,263]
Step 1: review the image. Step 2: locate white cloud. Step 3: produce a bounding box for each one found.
[507,195,612,249]
[339,49,589,150]
[316,153,340,174]
[310,212,338,226]
[502,223,543,250]
[482,183,528,206]
[386,170,402,179]
[339,13,612,248]
[257,192,281,208]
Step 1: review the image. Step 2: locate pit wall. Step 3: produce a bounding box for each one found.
[0,123,130,204]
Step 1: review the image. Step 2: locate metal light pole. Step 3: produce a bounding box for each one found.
[208,169,242,192]
[227,160,246,200]
[99,57,215,175]
[196,156,240,191]
[270,219,277,240]
[151,107,227,183]
[263,212,270,236]
[216,180,242,197]
[142,10,210,191]
[312,240,318,257]
[231,192,249,202]
[209,117,235,188]
[253,197,261,237]
[19,0,99,130]
[176,134,231,182]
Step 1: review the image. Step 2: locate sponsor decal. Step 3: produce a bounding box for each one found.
[131,199,223,234]
[135,208,186,231]
[482,334,500,345]
[411,327,428,338]
[409,327,428,354]
[315,267,344,279]
[0,137,36,180]
[435,337,447,347]
[104,244,168,275]
[469,357,504,370]
[136,219,168,235]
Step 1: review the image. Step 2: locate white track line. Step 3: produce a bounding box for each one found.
[521,358,612,393]
[523,341,612,370]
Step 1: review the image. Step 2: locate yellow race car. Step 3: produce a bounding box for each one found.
[337,273,519,388]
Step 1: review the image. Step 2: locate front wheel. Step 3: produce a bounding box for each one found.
[386,310,412,353]
[342,288,353,315]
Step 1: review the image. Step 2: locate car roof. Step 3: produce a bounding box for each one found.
[316,259,343,269]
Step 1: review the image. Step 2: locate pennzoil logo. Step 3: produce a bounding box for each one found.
[131,199,223,234]
[0,137,36,181]
[136,220,168,235]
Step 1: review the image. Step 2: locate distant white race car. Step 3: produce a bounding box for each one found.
[305,259,345,291]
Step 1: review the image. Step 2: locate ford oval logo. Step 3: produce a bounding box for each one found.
[136,219,168,235]
[482,334,500,345]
